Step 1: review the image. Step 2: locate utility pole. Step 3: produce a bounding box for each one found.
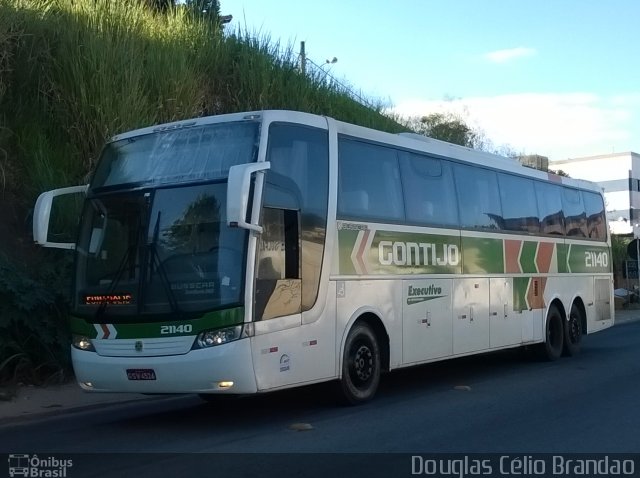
[627,226,640,301]
[299,41,306,76]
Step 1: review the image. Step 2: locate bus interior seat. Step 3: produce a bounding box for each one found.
[422,201,434,219]
[406,200,434,223]
[341,190,369,215]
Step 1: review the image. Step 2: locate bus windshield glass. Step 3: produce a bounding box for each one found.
[91,121,259,190]
[74,182,247,320]
[73,120,259,320]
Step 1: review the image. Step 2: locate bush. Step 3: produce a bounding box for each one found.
[0,252,73,385]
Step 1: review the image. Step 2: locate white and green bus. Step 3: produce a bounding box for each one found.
[33,110,613,404]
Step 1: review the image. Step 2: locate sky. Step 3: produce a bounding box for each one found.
[223,0,640,162]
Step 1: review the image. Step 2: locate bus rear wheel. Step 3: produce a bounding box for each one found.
[563,304,583,356]
[537,305,564,361]
[340,323,381,405]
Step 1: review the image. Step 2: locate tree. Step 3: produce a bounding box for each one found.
[406,111,525,158]
[409,112,478,148]
[162,194,220,252]
[611,234,631,288]
[186,0,221,20]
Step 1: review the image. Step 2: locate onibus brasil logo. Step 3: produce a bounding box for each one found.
[8,454,72,477]
[407,284,446,305]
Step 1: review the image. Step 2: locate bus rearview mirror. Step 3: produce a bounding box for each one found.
[227,162,271,233]
[33,185,88,249]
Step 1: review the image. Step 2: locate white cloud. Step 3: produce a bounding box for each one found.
[482,47,537,64]
[392,93,640,161]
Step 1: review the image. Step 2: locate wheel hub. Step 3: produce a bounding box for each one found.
[353,344,373,381]
[569,316,581,343]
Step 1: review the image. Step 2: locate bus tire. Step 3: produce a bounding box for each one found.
[537,305,564,361]
[340,323,381,405]
[563,304,583,357]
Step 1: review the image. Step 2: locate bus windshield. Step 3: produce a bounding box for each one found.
[72,120,259,321]
[92,121,259,190]
[74,182,247,320]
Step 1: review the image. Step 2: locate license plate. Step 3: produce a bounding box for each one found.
[126,369,156,380]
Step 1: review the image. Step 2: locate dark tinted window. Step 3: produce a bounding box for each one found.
[535,182,564,235]
[498,173,540,233]
[338,138,404,222]
[263,123,329,313]
[582,191,607,241]
[399,152,458,227]
[454,163,502,229]
[264,124,328,219]
[74,184,248,318]
[562,188,587,237]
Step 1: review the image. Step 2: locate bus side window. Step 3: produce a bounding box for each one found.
[254,207,302,321]
[498,173,540,234]
[337,138,404,223]
[399,152,459,228]
[535,182,565,236]
[582,191,606,240]
[562,187,588,238]
[454,163,502,230]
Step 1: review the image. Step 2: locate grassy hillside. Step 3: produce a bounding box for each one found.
[0,0,404,385]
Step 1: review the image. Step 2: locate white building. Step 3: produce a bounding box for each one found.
[551,152,640,235]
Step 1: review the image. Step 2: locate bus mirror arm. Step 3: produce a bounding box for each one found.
[227,162,271,233]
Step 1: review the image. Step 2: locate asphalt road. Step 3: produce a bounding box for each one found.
[2,321,639,477]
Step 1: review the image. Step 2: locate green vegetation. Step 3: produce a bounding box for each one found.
[0,0,407,385]
[405,111,523,157]
[408,112,479,149]
[0,252,73,385]
[0,0,402,201]
[0,0,524,387]
[611,234,631,288]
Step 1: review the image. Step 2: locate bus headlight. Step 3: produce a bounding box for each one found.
[72,334,96,352]
[194,326,243,349]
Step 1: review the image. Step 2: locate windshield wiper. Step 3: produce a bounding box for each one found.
[88,196,144,321]
[143,210,181,315]
[95,233,139,320]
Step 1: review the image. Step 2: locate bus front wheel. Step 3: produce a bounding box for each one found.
[340,323,381,405]
[537,305,564,361]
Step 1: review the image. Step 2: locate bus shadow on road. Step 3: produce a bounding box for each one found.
[113,346,551,433]
[115,326,630,437]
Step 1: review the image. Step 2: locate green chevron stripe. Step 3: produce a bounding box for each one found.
[70,307,244,339]
[557,243,569,273]
[70,316,95,336]
[338,229,359,275]
[519,241,538,273]
[513,277,530,312]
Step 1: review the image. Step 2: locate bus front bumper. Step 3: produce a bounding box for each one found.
[71,338,258,394]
